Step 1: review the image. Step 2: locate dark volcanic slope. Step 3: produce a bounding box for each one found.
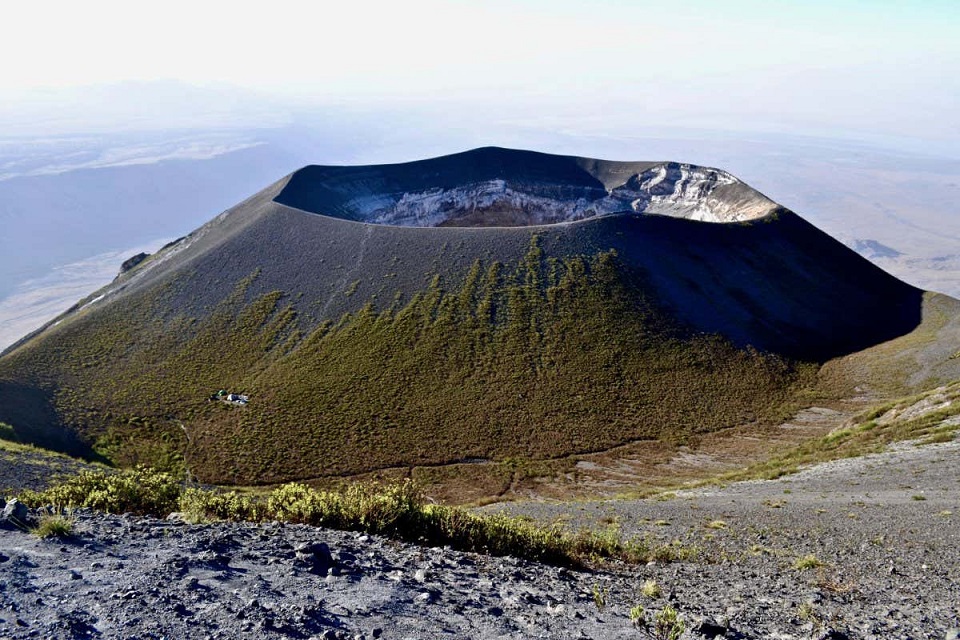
[0,147,934,484]
[166,203,916,358]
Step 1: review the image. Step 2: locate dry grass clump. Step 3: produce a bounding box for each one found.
[640,579,662,598]
[792,554,826,571]
[32,513,74,539]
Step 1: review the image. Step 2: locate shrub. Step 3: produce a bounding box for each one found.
[592,583,609,611]
[179,488,265,523]
[632,604,686,639]
[654,605,685,640]
[20,469,701,568]
[0,422,16,442]
[19,467,180,516]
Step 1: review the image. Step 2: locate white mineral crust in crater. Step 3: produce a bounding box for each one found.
[352,163,776,227]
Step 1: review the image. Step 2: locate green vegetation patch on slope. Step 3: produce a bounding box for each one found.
[709,381,960,484]
[0,270,300,472]
[189,238,815,483]
[20,467,694,568]
[0,238,816,485]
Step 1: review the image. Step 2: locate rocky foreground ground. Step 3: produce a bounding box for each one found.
[1,439,958,639]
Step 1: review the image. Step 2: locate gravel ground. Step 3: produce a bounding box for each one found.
[0,444,98,495]
[491,439,960,639]
[1,440,958,639]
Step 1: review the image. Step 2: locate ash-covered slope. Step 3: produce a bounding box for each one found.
[0,147,938,484]
[6,146,912,357]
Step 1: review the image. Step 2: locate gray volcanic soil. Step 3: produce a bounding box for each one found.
[0,445,98,495]
[2,440,959,639]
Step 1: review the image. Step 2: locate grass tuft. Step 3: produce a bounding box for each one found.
[641,578,662,599]
[792,554,826,571]
[32,513,74,539]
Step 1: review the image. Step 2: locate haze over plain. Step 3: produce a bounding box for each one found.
[0,0,957,349]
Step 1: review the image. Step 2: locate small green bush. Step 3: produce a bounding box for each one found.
[654,605,685,640]
[592,583,609,611]
[19,467,180,516]
[632,604,686,639]
[0,421,17,442]
[179,488,265,523]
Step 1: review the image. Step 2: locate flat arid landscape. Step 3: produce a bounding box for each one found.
[1,146,959,639]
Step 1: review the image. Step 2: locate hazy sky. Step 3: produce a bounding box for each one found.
[2,0,958,151]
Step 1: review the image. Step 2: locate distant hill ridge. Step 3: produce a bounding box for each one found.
[0,146,952,488]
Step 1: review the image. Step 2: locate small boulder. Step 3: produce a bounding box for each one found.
[1,498,29,529]
[294,542,335,576]
[693,616,727,638]
[817,629,850,640]
[118,252,150,276]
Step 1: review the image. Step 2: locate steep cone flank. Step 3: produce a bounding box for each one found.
[0,147,934,485]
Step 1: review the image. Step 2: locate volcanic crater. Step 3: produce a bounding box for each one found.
[274,147,777,227]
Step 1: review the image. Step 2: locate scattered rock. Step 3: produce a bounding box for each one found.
[0,441,958,638]
[294,541,335,576]
[118,252,150,276]
[694,616,727,638]
[1,498,29,528]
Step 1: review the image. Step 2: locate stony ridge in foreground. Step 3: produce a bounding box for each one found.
[2,438,958,639]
